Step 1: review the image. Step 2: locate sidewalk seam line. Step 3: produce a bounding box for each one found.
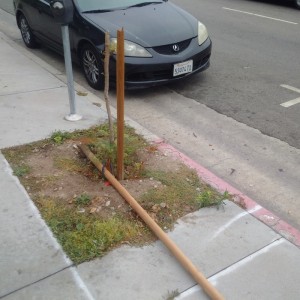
[207,237,284,282]
[0,86,66,97]
[0,265,74,299]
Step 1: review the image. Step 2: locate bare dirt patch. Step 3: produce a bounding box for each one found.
[24,140,179,219]
[23,140,188,218]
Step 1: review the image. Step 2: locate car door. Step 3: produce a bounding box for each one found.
[35,0,64,52]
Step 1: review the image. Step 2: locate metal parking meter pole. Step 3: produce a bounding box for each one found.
[50,0,81,121]
[61,25,82,121]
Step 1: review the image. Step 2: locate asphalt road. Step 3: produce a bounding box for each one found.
[1,1,300,230]
[171,0,300,149]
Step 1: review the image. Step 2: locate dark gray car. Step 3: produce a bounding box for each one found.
[13,0,212,90]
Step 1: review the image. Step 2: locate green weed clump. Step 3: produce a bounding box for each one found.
[13,165,30,177]
[75,193,91,206]
[92,125,146,177]
[51,131,72,144]
[197,190,229,209]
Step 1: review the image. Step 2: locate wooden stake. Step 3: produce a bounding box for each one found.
[117,28,125,180]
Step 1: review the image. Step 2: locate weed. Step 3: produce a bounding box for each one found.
[13,165,30,177]
[92,126,146,177]
[51,131,72,144]
[197,189,228,209]
[94,139,117,164]
[164,289,180,300]
[75,194,91,206]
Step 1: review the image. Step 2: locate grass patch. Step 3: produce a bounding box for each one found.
[91,126,146,178]
[3,144,42,168]
[139,167,222,229]
[36,197,151,264]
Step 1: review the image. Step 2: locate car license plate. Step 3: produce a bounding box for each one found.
[173,60,193,77]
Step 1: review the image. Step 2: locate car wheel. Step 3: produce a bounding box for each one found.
[295,0,300,9]
[18,14,38,48]
[81,44,104,90]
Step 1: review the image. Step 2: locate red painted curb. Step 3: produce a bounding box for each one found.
[156,141,300,248]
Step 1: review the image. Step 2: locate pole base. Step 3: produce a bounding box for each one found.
[65,114,83,121]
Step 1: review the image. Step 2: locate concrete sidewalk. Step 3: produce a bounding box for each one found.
[0,31,300,300]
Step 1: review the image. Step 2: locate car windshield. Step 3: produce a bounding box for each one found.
[75,0,165,13]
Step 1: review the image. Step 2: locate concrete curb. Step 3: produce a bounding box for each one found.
[156,142,300,248]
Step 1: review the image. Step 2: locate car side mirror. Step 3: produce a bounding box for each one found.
[50,0,73,25]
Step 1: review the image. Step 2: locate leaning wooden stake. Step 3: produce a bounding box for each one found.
[78,144,225,300]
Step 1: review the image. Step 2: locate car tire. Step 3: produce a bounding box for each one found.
[80,44,104,90]
[18,14,38,48]
[295,0,300,9]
